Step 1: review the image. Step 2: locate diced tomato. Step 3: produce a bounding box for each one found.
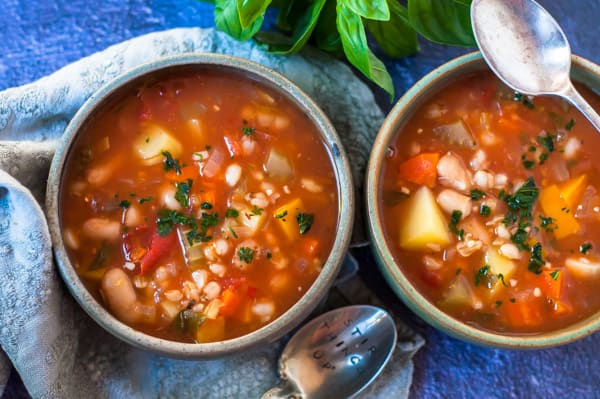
[139,229,177,275]
[397,152,440,187]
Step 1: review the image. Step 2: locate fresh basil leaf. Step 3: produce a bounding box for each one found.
[215,0,264,41]
[314,0,342,53]
[407,0,476,47]
[342,0,390,21]
[336,3,394,98]
[238,0,272,29]
[366,0,418,58]
[274,0,297,31]
[257,0,326,54]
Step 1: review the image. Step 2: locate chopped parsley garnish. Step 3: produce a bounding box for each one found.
[470,189,486,200]
[266,251,272,259]
[495,300,503,308]
[129,192,136,197]
[455,268,462,275]
[162,151,182,175]
[186,211,219,244]
[527,242,545,274]
[474,265,491,286]
[521,154,535,170]
[228,225,238,239]
[449,210,464,240]
[122,226,129,233]
[250,205,264,216]
[156,209,195,237]
[528,145,537,152]
[497,273,508,287]
[509,298,516,303]
[580,242,592,254]
[174,179,193,208]
[538,152,549,164]
[536,134,555,153]
[510,225,530,251]
[514,92,534,109]
[201,202,213,210]
[119,200,131,209]
[238,247,254,264]
[145,137,150,143]
[241,126,255,136]
[539,215,556,233]
[138,196,153,204]
[565,118,575,131]
[550,270,561,281]
[500,177,539,225]
[480,204,491,217]
[297,212,314,235]
[225,208,239,218]
[275,210,288,219]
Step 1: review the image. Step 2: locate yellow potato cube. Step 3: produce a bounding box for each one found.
[399,186,451,250]
[484,246,516,297]
[273,198,304,241]
[133,124,182,165]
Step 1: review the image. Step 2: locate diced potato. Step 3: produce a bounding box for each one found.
[484,246,516,297]
[559,174,587,209]
[539,184,580,239]
[438,275,474,309]
[273,198,304,241]
[196,316,226,343]
[399,186,451,250]
[133,124,182,165]
[160,300,181,322]
[264,148,293,180]
[236,204,267,236]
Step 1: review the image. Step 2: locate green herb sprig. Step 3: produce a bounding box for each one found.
[206,0,475,98]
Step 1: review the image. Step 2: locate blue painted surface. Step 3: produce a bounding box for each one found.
[1,1,599,398]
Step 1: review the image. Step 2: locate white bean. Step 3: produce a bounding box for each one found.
[473,170,495,190]
[563,137,582,160]
[436,189,472,217]
[436,152,471,192]
[252,299,275,322]
[300,178,323,193]
[209,263,227,277]
[192,270,208,290]
[124,205,142,227]
[225,164,242,187]
[499,243,522,260]
[214,239,229,256]
[101,268,143,324]
[203,281,221,300]
[82,218,121,242]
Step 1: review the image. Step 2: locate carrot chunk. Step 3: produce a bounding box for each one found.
[397,152,440,187]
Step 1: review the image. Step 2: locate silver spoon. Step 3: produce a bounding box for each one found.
[261,305,397,399]
[471,0,600,132]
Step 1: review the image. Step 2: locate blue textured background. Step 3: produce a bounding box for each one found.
[1,1,599,398]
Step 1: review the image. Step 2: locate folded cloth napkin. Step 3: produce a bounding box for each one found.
[0,27,424,398]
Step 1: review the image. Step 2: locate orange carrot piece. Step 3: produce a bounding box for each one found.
[505,299,543,328]
[219,287,242,317]
[541,270,563,300]
[397,152,440,187]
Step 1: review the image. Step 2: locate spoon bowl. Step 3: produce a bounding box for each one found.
[471,0,600,131]
[262,305,397,399]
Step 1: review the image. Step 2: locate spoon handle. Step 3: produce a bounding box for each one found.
[561,83,600,132]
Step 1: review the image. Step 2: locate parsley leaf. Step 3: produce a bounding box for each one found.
[527,242,545,274]
[242,126,255,136]
[549,270,560,281]
[174,179,193,208]
[275,210,288,219]
[474,265,491,286]
[565,118,575,131]
[449,210,464,240]
[225,208,239,218]
[201,202,213,210]
[480,204,491,217]
[238,247,254,264]
[297,213,314,235]
[536,134,555,153]
[138,196,153,204]
[501,177,539,225]
[162,151,182,175]
[250,205,264,216]
[119,200,131,209]
[580,242,592,254]
[470,189,486,201]
[539,215,556,233]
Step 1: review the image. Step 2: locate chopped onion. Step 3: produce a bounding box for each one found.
[264,148,293,180]
[202,148,225,178]
[433,119,476,148]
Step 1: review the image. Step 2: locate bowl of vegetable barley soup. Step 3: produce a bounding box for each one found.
[366,52,600,348]
[46,54,354,358]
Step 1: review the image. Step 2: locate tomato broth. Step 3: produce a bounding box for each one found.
[381,71,600,334]
[60,69,338,343]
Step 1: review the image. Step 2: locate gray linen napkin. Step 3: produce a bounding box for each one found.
[0,27,424,398]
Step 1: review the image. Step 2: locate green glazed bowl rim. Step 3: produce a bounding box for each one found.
[46,53,354,358]
[366,51,600,349]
